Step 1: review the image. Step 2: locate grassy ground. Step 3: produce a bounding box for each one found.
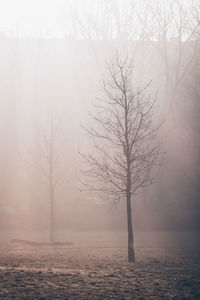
[0,242,199,299]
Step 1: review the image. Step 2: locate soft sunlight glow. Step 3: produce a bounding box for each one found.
[0,0,194,39]
[0,0,69,37]
[0,0,104,38]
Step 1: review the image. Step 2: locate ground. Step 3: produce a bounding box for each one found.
[0,231,199,299]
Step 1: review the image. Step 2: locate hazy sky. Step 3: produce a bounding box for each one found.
[0,0,67,37]
[0,0,198,233]
[0,0,103,38]
[0,0,194,38]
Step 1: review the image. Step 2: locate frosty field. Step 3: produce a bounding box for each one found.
[0,231,199,299]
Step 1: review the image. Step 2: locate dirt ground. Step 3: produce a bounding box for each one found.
[0,241,199,299]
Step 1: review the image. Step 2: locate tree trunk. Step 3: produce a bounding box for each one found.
[126,191,135,262]
[49,133,54,243]
[50,187,54,243]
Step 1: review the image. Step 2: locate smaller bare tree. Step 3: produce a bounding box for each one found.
[27,111,71,243]
[81,54,161,262]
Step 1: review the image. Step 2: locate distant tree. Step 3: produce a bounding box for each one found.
[71,0,200,119]
[27,111,71,243]
[149,0,200,120]
[81,54,161,262]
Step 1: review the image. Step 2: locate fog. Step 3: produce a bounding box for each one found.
[0,0,199,238]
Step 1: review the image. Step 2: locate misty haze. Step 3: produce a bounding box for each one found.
[0,0,199,299]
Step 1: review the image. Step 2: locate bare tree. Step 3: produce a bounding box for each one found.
[149,0,200,120]
[27,111,71,243]
[70,0,200,120]
[81,54,161,262]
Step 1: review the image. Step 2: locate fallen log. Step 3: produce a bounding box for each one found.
[10,239,74,246]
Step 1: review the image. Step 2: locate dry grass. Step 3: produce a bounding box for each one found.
[0,240,199,299]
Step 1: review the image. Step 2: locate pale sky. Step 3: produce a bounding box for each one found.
[0,0,195,38]
[0,0,75,37]
[0,0,106,38]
